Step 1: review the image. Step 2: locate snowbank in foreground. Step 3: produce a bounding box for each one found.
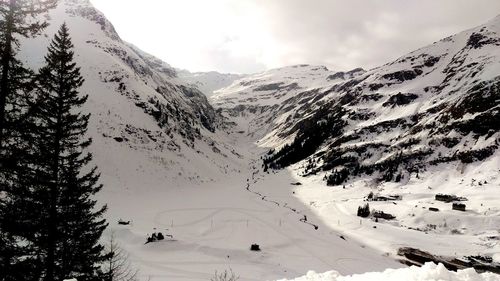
[276,263,500,281]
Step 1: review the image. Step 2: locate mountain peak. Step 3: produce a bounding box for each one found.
[62,0,122,41]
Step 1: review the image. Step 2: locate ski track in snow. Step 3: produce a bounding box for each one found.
[245,163,320,231]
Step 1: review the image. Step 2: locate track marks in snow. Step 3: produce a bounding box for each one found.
[245,163,321,232]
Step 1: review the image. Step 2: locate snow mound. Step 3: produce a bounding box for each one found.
[276,263,500,281]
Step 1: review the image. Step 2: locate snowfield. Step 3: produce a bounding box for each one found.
[276,262,500,281]
[98,137,403,280]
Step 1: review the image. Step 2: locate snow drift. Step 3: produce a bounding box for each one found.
[276,263,500,281]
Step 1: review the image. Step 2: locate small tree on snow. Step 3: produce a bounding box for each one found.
[102,233,138,281]
[211,269,239,281]
[357,203,370,218]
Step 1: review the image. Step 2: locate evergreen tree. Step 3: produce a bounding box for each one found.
[31,23,108,281]
[357,203,370,218]
[0,0,57,143]
[0,1,57,279]
[0,158,43,281]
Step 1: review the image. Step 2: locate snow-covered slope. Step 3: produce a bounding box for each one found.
[177,70,245,97]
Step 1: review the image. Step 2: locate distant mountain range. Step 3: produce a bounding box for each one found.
[177,70,245,97]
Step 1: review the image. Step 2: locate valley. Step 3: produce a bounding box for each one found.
[99,121,402,281]
[9,0,500,280]
[100,100,500,280]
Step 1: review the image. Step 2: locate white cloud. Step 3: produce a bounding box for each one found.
[90,0,500,73]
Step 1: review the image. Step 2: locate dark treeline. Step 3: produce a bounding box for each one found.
[0,1,113,280]
[263,104,346,171]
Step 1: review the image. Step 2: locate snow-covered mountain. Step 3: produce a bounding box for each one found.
[215,15,500,187]
[212,65,365,140]
[177,70,245,97]
[19,0,246,189]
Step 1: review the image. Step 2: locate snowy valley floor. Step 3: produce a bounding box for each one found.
[101,178,400,280]
[97,126,500,281]
[97,133,403,280]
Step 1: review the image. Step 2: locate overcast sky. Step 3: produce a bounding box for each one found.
[90,0,500,74]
